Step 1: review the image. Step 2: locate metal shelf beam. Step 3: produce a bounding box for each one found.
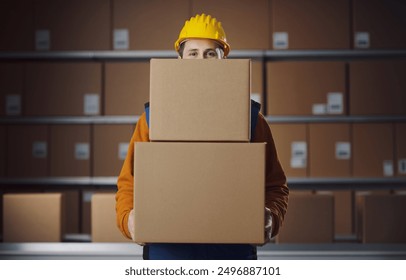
[1,49,405,61]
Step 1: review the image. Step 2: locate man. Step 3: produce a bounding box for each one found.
[116,13,289,260]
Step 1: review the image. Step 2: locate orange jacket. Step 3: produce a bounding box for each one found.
[116,112,289,239]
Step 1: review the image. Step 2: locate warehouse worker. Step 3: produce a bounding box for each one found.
[116,13,289,260]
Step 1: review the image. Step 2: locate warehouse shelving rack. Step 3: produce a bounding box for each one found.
[1,49,406,257]
[1,49,406,188]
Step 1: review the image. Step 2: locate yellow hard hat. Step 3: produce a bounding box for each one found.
[175,13,230,57]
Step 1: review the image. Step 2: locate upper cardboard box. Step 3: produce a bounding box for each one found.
[149,59,251,142]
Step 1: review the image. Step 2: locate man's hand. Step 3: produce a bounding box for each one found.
[264,207,273,244]
[128,209,135,240]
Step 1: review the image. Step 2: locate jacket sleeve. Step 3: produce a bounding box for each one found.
[116,112,150,239]
[252,113,289,237]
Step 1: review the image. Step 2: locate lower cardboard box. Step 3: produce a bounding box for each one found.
[356,192,406,243]
[133,142,265,244]
[276,192,334,243]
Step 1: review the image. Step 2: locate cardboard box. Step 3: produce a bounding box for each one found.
[112,0,189,50]
[267,61,346,115]
[92,124,134,176]
[352,0,406,49]
[104,62,150,116]
[25,62,102,116]
[277,192,334,243]
[0,0,34,51]
[133,142,265,244]
[352,123,394,177]
[191,0,270,49]
[270,124,307,177]
[0,63,24,116]
[0,125,5,177]
[81,191,92,234]
[396,123,406,177]
[349,60,406,115]
[7,125,49,177]
[34,0,110,50]
[149,59,251,141]
[309,123,351,177]
[271,0,350,49]
[356,193,406,243]
[334,190,354,236]
[91,193,130,242]
[49,125,91,176]
[3,193,64,242]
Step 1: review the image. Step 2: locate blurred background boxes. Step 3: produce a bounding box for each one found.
[356,193,406,243]
[334,190,354,236]
[91,192,129,242]
[112,0,189,50]
[49,125,91,177]
[0,63,24,117]
[34,0,110,51]
[92,124,134,176]
[7,125,49,177]
[271,0,350,50]
[271,124,307,177]
[192,0,270,50]
[396,123,406,177]
[349,60,406,115]
[309,123,351,177]
[0,126,5,177]
[352,0,406,49]
[352,123,394,178]
[3,193,64,242]
[0,0,34,51]
[25,62,102,116]
[277,192,334,243]
[267,62,346,116]
[104,62,150,116]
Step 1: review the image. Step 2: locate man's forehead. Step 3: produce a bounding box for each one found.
[183,39,221,50]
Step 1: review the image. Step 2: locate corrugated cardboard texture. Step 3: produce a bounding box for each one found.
[356,193,406,243]
[352,123,394,177]
[271,0,350,49]
[0,0,34,51]
[277,192,334,243]
[92,124,134,176]
[0,63,24,116]
[34,0,110,50]
[112,0,189,50]
[267,61,346,115]
[150,59,251,141]
[353,0,406,49]
[396,123,406,177]
[133,142,265,244]
[91,193,130,242]
[270,124,307,177]
[49,125,91,176]
[25,62,102,116]
[309,123,351,177]
[350,60,406,115]
[192,0,270,49]
[7,125,49,177]
[105,62,150,116]
[3,193,63,242]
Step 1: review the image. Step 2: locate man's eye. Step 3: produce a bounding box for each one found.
[188,52,198,57]
[206,51,217,57]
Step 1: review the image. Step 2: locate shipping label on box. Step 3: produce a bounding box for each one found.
[312,104,327,115]
[5,94,21,116]
[355,32,370,49]
[118,142,129,160]
[291,141,307,168]
[83,93,100,115]
[113,29,129,50]
[336,142,351,160]
[32,141,47,158]
[383,160,394,177]
[327,92,344,114]
[273,32,289,49]
[35,29,50,51]
[399,159,406,175]
[74,143,90,160]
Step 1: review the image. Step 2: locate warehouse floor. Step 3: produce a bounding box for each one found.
[1,242,405,260]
